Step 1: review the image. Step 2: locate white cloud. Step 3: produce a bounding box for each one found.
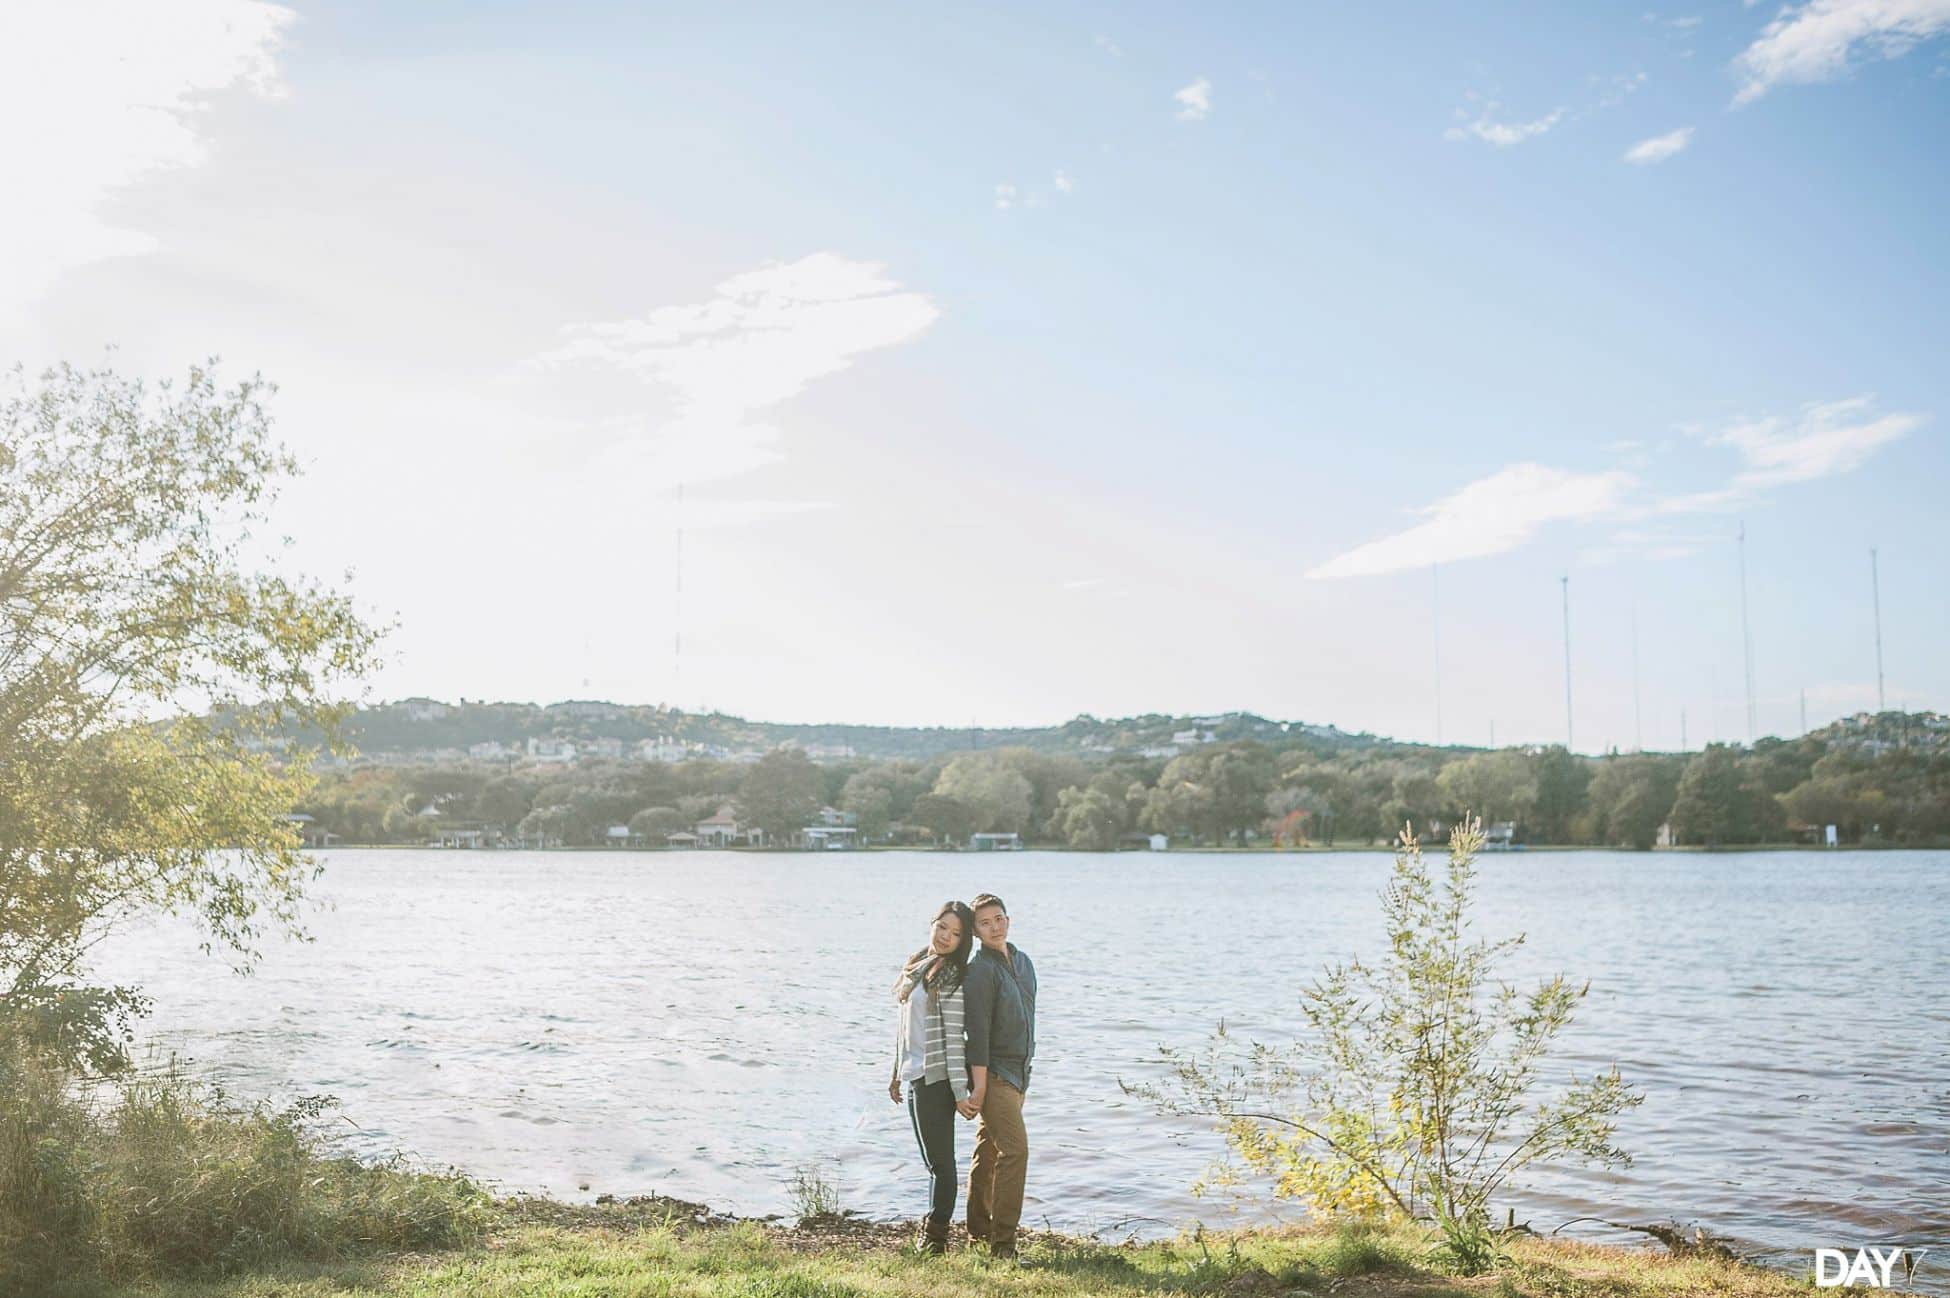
[1624,125,1696,162]
[1714,396,1919,486]
[1174,78,1213,121]
[1445,105,1566,147]
[0,0,292,320]
[1733,0,1950,103]
[1053,170,1074,193]
[994,182,1018,210]
[1095,34,1124,57]
[1305,464,1636,579]
[1659,396,1922,510]
[527,253,939,487]
[1596,70,1651,107]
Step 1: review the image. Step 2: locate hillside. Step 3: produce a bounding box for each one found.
[297,698,1398,766]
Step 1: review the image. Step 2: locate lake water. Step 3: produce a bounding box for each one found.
[94,849,1949,1289]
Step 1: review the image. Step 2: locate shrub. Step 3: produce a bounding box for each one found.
[0,1047,492,1292]
[1132,817,1642,1274]
[787,1162,842,1220]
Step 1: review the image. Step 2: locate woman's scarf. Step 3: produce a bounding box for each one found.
[896,948,962,1003]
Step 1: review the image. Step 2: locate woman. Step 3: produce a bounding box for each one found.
[888,899,976,1254]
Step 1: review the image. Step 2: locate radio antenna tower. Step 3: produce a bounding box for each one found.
[1737,522,1757,742]
[1870,547,1886,713]
[1560,574,1574,751]
[674,482,686,695]
[1631,602,1643,752]
[1432,562,1443,746]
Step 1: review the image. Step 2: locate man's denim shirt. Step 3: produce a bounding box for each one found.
[963,943,1037,1093]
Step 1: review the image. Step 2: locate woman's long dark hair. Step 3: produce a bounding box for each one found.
[897,900,975,1000]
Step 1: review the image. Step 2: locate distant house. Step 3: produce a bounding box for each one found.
[664,830,699,848]
[696,807,766,847]
[281,813,338,849]
[401,698,450,722]
[584,737,625,760]
[696,808,738,847]
[1484,821,1517,850]
[803,825,859,850]
[605,824,636,846]
[468,740,511,761]
[802,741,856,761]
[433,824,491,849]
[526,737,577,764]
[970,831,1022,851]
[814,805,857,828]
[1148,832,1168,851]
[1171,728,1216,746]
[637,738,691,762]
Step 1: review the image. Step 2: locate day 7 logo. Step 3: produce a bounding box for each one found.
[1814,1247,1929,1289]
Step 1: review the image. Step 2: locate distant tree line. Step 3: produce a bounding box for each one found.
[297,724,1950,850]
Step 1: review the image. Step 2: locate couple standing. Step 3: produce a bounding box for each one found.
[888,892,1037,1259]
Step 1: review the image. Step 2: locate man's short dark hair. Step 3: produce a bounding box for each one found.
[971,892,1006,916]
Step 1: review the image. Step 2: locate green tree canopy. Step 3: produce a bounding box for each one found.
[1434,750,1538,827]
[1053,784,1127,850]
[1529,746,1591,844]
[932,752,1035,834]
[738,748,823,843]
[907,793,978,845]
[1585,754,1684,850]
[1669,745,1786,846]
[0,363,381,1074]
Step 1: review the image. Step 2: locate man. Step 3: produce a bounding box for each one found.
[959,891,1036,1261]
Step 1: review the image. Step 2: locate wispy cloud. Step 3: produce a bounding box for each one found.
[527,253,939,487]
[1660,396,1922,511]
[994,173,1073,210]
[1733,0,1950,103]
[1305,464,1636,579]
[1095,34,1123,57]
[1307,395,1921,576]
[1174,77,1213,121]
[0,0,292,320]
[1445,104,1566,147]
[1624,125,1696,163]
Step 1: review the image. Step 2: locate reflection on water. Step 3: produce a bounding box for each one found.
[92,849,1949,1286]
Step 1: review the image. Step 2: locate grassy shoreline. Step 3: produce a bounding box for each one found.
[96,1193,1823,1298]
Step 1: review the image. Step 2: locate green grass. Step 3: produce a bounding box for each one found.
[92,1209,1823,1298]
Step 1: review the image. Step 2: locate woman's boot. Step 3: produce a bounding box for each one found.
[922,1217,950,1255]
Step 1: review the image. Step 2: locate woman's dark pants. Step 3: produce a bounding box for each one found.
[906,1077,957,1226]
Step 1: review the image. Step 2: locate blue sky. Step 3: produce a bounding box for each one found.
[3,0,1945,750]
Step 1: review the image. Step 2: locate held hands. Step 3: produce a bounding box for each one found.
[956,1092,983,1120]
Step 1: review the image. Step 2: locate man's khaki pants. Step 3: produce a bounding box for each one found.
[965,1079,1027,1251]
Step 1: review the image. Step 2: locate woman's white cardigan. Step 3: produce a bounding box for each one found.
[891,971,970,1101]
